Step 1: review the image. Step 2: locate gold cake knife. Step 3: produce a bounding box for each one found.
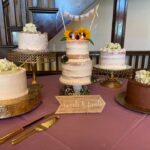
[11,116,59,145]
[0,111,55,144]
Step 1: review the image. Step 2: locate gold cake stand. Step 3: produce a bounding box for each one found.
[8,50,56,85]
[0,85,40,119]
[93,65,133,88]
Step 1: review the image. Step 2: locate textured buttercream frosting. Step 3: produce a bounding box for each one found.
[0,59,28,100]
[18,32,48,51]
[100,43,126,69]
[60,40,92,85]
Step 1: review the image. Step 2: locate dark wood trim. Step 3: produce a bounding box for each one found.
[0,0,7,45]
[7,26,23,32]
[3,0,9,8]
[111,0,128,47]
[9,0,17,26]
[0,45,17,49]
[29,7,58,13]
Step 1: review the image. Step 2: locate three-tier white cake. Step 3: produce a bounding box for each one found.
[60,40,92,85]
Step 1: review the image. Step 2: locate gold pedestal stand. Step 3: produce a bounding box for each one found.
[0,85,40,119]
[8,50,56,86]
[1,50,56,118]
[94,65,133,88]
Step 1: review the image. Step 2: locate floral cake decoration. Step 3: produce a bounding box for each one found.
[135,70,150,85]
[23,23,37,33]
[61,28,94,45]
[0,59,18,72]
[100,42,124,52]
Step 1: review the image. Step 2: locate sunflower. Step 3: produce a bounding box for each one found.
[64,30,74,40]
[77,28,91,40]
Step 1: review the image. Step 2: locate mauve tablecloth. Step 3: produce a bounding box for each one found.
[0,75,149,150]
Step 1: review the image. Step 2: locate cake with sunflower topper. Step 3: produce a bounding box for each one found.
[59,28,93,94]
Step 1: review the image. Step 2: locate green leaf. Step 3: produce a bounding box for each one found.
[88,39,94,45]
[60,37,67,41]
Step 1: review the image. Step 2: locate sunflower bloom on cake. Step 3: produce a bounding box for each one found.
[63,30,74,40]
[77,28,90,40]
[61,28,94,45]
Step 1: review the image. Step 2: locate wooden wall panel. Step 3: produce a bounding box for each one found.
[111,0,128,47]
[0,0,7,45]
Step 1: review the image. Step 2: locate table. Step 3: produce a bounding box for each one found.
[0,75,149,150]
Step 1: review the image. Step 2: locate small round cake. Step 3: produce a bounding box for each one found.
[126,70,150,109]
[100,43,126,69]
[18,32,48,51]
[0,59,28,100]
[18,23,48,51]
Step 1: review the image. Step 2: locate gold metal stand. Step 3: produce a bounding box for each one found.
[94,65,133,88]
[8,50,56,85]
[0,85,41,119]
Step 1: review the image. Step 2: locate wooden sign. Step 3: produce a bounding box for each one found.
[55,95,106,114]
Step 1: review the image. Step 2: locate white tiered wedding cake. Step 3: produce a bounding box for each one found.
[59,28,93,86]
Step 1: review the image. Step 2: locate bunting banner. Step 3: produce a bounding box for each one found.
[63,4,99,21]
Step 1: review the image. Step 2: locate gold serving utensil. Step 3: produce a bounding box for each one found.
[0,111,55,144]
[11,116,59,145]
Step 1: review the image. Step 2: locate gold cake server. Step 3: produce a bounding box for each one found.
[11,116,59,145]
[0,111,55,144]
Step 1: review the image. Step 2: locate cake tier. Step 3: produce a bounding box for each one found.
[60,76,91,85]
[66,40,89,58]
[18,32,48,51]
[126,80,150,109]
[100,50,126,69]
[61,59,92,78]
[0,68,28,100]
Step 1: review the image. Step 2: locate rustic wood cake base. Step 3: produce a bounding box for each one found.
[0,85,41,119]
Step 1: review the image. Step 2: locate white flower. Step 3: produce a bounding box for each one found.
[23,23,37,33]
[100,42,122,51]
[135,70,150,85]
[0,58,18,72]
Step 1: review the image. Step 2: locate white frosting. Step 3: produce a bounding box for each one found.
[62,59,92,77]
[60,40,92,85]
[100,50,126,69]
[66,40,89,55]
[18,32,48,51]
[0,68,28,100]
[60,76,91,85]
